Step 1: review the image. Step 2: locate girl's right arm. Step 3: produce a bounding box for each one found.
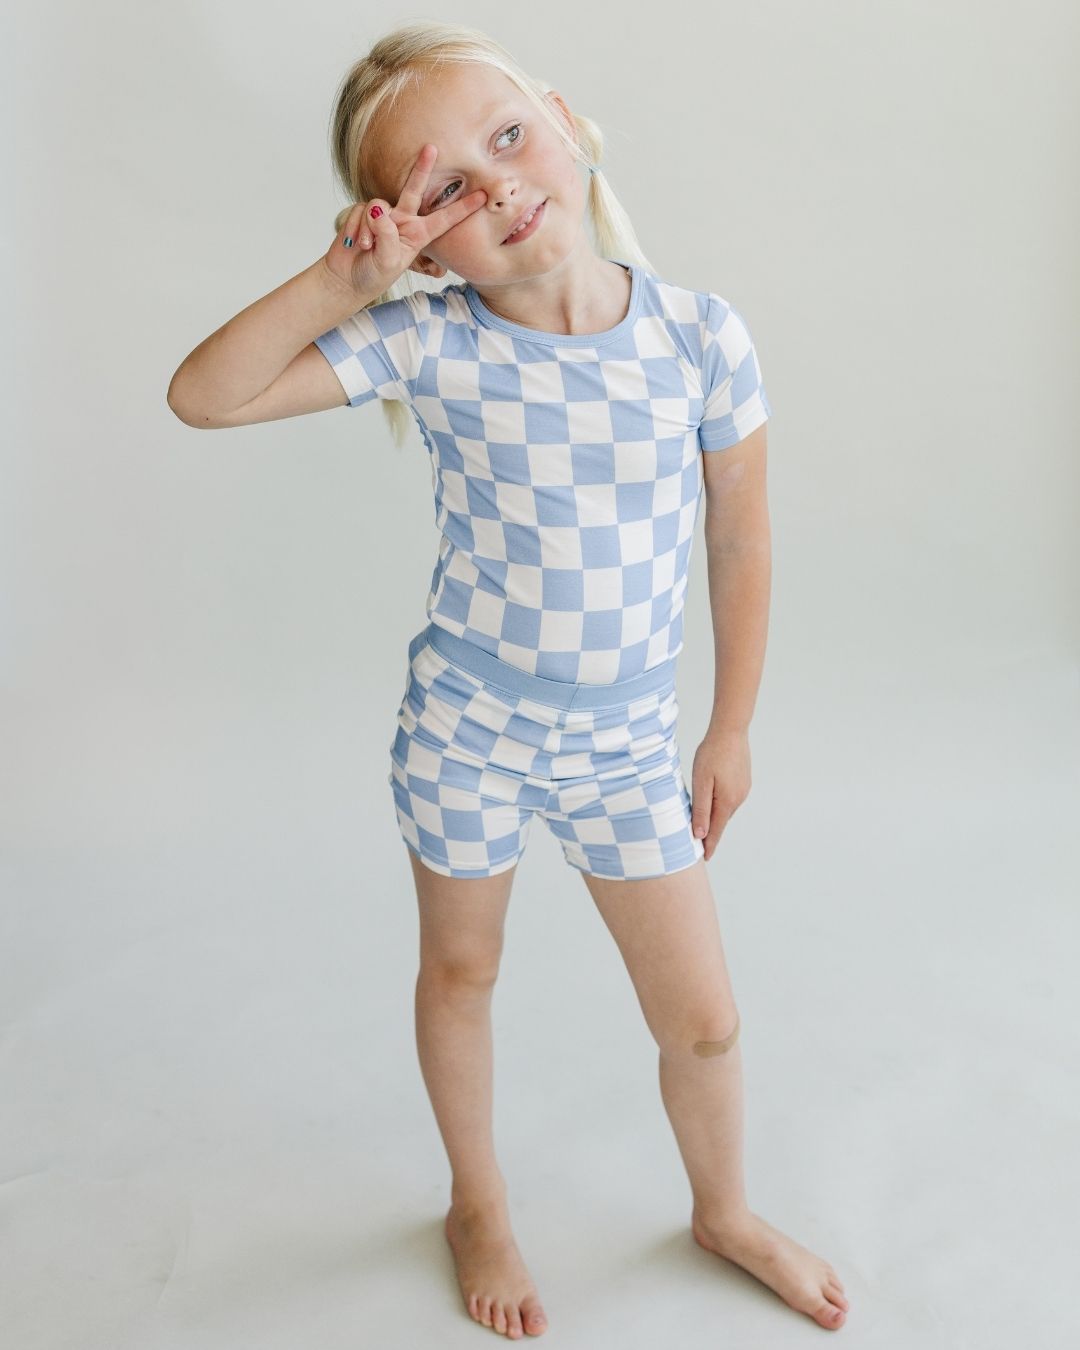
[167,146,487,430]
[166,256,377,428]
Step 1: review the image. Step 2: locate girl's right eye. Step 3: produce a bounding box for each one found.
[430,180,461,210]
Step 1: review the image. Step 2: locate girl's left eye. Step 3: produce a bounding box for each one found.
[429,123,524,208]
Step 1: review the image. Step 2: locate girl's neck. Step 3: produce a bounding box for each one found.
[469,250,632,337]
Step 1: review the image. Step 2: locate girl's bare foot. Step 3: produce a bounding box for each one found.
[691,1206,850,1330]
[445,1196,548,1338]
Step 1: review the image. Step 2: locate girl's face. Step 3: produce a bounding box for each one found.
[366,63,586,285]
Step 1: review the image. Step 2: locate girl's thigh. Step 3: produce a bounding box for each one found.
[578,861,738,1042]
[409,847,519,976]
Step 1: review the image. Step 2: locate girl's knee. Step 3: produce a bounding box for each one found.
[418,953,501,991]
[690,1008,741,1057]
[657,1004,741,1058]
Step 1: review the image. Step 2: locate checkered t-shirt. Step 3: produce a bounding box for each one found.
[313,260,772,684]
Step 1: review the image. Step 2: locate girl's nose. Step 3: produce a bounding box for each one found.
[481,173,520,210]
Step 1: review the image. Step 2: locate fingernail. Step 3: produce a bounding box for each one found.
[694,825,705,838]
[343,236,353,248]
[370,204,382,218]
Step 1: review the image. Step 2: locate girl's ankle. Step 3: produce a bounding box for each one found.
[450,1178,509,1210]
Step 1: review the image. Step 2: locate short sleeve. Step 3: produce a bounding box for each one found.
[313,289,431,409]
[697,293,772,451]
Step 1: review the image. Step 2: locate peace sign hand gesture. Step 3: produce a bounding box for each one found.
[322,143,488,297]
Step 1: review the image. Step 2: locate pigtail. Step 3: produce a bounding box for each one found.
[567,110,655,273]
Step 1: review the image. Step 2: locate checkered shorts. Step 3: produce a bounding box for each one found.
[387,624,706,880]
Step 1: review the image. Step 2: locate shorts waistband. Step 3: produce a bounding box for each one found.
[414,623,678,710]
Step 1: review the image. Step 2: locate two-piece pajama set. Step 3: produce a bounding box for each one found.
[313,260,771,879]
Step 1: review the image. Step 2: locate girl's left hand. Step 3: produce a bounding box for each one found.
[689,728,751,860]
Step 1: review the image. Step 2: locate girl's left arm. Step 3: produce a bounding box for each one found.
[690,421,772,859]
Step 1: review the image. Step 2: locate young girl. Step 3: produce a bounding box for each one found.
[168,19,849,1341]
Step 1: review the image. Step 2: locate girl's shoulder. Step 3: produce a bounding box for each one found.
[642,270,772,448]
[655,275,768,375]
[637,269,743,369]
[361,278,475,342]
[645,270,752,339]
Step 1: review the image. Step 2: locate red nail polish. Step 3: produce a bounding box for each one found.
[370,205,382,218]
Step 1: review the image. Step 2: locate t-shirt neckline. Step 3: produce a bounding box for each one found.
[463,260,641,347]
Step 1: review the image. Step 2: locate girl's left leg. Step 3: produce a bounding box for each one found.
[579,858,850,1332]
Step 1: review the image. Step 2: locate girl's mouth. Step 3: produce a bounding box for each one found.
[501,199,547,245]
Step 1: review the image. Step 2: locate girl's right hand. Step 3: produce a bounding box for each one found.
[322,143,488,297]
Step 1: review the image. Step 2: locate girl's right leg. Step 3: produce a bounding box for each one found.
[411,846,516,1202]
[408,847,548,1340]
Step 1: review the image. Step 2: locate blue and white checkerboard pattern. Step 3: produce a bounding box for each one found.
[387,636,706,879]
[314,260,771,684]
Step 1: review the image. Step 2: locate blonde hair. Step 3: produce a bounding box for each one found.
[325,19,655,449]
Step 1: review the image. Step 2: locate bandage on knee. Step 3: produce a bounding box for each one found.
[692,1011,740,1057]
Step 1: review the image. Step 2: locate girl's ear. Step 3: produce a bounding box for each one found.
[545,89,578,150]
[409,255,448,280]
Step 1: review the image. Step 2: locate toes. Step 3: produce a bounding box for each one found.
[492,1302,509,1334]
[827,1280,850,1309]
[815,1299,846,1328]
[505,1303,525,1338]
[521,1298,547,1335]
[478,1296,494,1327]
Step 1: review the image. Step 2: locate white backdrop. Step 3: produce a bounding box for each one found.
[3,1,1078,1346]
